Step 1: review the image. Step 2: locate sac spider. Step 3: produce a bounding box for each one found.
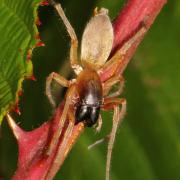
[46,1,146,180]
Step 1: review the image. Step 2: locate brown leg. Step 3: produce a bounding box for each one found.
[54,108,75,161]
[87,115,104,150]
[99,27,146,77]
[103,98,127,180]
[52,2,83,75]
[46,85,76,156]
[103,75,125,98]
[46,72,70,108]
[46,108,75,179]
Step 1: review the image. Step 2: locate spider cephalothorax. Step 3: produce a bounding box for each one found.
[75,68,102,127]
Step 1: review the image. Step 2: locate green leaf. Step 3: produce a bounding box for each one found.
[0,0,41,123]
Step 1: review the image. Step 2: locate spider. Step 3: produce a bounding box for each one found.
[46,1,146,180]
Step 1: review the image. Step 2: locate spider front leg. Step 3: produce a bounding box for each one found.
[46,85,77,156]
[46,72,70,108]
[51,1,83,75]
[46,106,75,179]
[102,97,126,180]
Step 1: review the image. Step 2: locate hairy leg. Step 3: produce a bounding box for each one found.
[46,107,75,179]
[103,74,125,98]
[103,98,127,180]
[99,27,147,79]
[46,85,76,156]
[46,72,70,108]
[87,115,103,150]
[50,1,83,75]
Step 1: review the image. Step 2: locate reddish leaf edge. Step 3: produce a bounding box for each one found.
[6,0,167,179]
[0,0,45,123]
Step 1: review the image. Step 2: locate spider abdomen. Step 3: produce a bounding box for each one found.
[75,68,103,126]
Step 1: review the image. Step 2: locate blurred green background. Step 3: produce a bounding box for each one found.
[0,0,180,179]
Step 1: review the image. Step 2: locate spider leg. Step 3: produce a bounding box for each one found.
[94,114,103,133]
[88,134,110,150]
[54,108,75,162]
[46,107,75,179]
[51,1,83,75]
[88,114,106,149]
[103,97,126,180]
[99,26,146,79]
[46,72,70,108]
[46,85,76,156]
[103,74,125,97]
